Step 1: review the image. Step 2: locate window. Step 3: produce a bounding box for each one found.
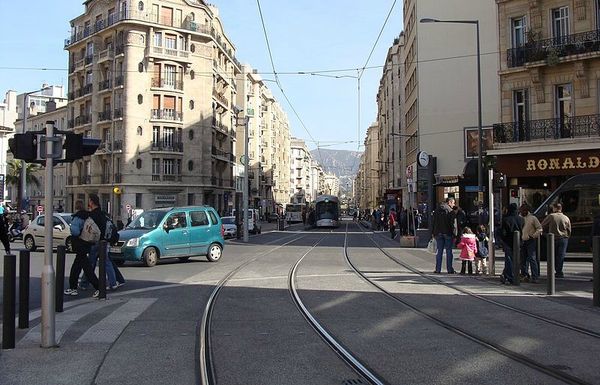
[165,34,176,50]
[154,32,162,47]
[164,64,176,87]
[136,159,142,169]
[188,160,194,171]
[136,193,142,208]
[138,94,143,104]
[163,159,175,175]
[163,127,175,147]
[138,62,144,72]
[188,130,194,140]
[153,126,160,146]
[190,70,195,79]
[137,126,143,135]
[138,1,144,11]
[555,84,573,137]
[552,7,569,39]
[165,212,187,229]
[190,211,209,226]
[513,89,529,124]
[208,211,218,226]
[189,100,194,110]
[187,193,195,206]
[511,16,526,48]
[160,7,173,26]
[152,158,160,175]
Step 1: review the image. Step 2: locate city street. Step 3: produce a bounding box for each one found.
[1,220,599,384]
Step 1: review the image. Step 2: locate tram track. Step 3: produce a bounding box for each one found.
[361,222,600,340]
[346,223,592,385]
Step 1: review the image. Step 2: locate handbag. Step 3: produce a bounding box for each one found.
[427,238,437,254]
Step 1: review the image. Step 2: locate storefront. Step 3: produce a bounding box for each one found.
[495,150,600,208]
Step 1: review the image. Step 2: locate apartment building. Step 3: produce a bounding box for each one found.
[290,137,312,203]
[401,0,499,220]
[235,64,291,215]
[64,0,240,218]
[323,173,340,197]
[491,0,600,208]
[361,122,380,210]
[310,160,325,203]
[376,34,404,211]
[10,102,68,212]
[355,153,366,210]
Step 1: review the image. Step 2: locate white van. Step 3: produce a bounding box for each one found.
[232,209,262,234]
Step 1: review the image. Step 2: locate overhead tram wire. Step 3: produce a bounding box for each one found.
[255,0,326,168]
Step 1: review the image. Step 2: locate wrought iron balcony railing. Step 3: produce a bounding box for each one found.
[494,114,600,143]
[507,30,600,68]
[98,79,111,91]
[151,109,183,121]
[151,77,183,90]
[98,110,112,121]
[151,141,184,152]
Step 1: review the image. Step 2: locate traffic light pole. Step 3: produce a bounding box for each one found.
[488,169,495,276]
[243,116,249,243]
[41,121,56,348]
[19,95,29,213]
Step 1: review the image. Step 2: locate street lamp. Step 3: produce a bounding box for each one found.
[420,17,484,203]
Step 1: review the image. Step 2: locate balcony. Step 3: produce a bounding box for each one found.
[115,75,124,86]
[81,175,91,185]
[98,79,111,91]
[151,141,184,152]
[148,46,191,63]
[211,177,235,188]
[211,146,234,162]
[493,114,600,144]
[84,54,94,65]
[113,140,123,152]
[507,30,600,68]
[151,109,183,122]
[162,174,183,182]
[212,118,233,136]
[113,108,123,119]
[115,44,125,55]
[212,90,229,109]
[98,110,112,122]
[75,84,92,99]
[97,47,114,63]
[151,77,183,91]
[74,114,91,127]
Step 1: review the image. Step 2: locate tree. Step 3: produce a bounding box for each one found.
[5,160,42,211]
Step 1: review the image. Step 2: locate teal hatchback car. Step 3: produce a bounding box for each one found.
[109,206,224,267]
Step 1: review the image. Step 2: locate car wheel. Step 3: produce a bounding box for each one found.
[143,247,158,267]
[207,243,222,262]
[24,235,36,251]
[65,237,73,253]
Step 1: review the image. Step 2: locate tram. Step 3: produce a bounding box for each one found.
[314,195,340,228]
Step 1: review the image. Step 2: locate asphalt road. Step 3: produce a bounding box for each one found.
[1,220,599,384]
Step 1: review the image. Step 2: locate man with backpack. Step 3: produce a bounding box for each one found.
[64,200,100,297]
[80,194,124,291]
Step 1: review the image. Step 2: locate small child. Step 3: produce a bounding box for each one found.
[457,227,477,275]
[475,224,489,275]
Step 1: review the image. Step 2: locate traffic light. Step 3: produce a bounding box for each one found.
[493,172,507,189]
[62,133,101,162]
[8,132,38,162]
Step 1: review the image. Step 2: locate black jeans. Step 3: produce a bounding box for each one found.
[69,249,99,290]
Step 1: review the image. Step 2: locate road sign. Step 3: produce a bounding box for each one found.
[240,155,249,165]
[37,205,44,213]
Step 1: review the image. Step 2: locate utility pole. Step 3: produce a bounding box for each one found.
[243,116,249,242]
[41,121,56,348]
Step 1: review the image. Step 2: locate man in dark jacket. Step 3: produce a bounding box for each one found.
[500,203,524,284]
[432,197,456,274]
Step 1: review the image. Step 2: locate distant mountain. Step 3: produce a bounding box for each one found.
[310,149,362,196]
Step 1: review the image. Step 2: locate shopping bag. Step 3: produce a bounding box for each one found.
[427,238,437,254]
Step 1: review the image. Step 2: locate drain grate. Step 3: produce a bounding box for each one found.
[342,380,365,385]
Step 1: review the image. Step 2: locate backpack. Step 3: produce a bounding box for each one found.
[476,236,489,258]
[80,217,101,243]
[104,216,120,245]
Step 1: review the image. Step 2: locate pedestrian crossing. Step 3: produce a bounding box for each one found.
[18,298,156,347]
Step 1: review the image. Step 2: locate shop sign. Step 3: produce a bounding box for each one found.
[526,156,599,171]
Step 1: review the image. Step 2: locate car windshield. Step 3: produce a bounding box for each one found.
[222,217,235,224]
[127,210,167,230]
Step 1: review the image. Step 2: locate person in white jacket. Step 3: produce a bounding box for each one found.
[520,204,543,283]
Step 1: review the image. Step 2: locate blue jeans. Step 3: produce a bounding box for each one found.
[522,239,539,279]
[501,241,515,283]
[435,233,454,272]
[554,237,568,276]
[81,243,117,287]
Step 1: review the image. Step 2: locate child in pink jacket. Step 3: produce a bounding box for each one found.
[457,227,478,275]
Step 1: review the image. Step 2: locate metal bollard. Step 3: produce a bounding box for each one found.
[513,231,521,286]
[18,250,30,329]
[593,236,600,307]
[2,254,16,349]
[55,246,66,313]
[98,241,107,300]
[547,233,555,295]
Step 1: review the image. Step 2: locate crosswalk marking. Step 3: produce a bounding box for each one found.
[76,298,157,344]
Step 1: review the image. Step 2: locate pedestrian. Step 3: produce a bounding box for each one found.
[474,224,489,274]
[373,209,381,231]
[82,194,123,290]
[500,203,524,284]
[432,197,456,274]
[541,203,571,278]
[64,200,100,297]
[520,203,543,283]
[453,206,467,246]
[457,227,477,275]
[399,208,408,236]
[388,208,397,239]
[0,205,11,254]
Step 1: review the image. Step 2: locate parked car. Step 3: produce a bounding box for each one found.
[221,216,237,238]
[109,206,225,267]
[267,213,279,223]
[23,213,74,252]
[232,209,262,234]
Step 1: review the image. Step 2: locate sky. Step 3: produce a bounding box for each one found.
[0,0,403,153]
